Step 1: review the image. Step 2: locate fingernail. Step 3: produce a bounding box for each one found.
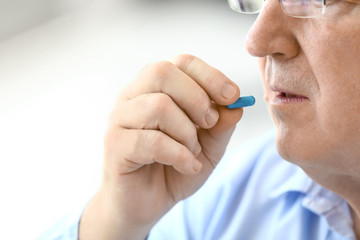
[221,83,237,99]
[205,108,219,126]
[193,159,203,173]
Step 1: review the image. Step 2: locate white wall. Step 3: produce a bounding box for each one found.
[0,0,273,239]
[0,0,94,39]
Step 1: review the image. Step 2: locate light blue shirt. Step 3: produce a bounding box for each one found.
[38,131,356,240]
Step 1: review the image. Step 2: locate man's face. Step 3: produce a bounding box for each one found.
[246,1,360,174]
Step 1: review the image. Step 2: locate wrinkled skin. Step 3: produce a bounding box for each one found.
[247,0,360,236]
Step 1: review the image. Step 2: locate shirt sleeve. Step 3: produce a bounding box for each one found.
[147,138,262,240]
[36,206,85,240]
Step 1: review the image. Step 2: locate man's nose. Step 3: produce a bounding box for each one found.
[245,0,300,59]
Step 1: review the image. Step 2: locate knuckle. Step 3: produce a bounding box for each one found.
[200,67,219,90]
[151,93,173,116]
[175,146,191,163]
[126,133,140,158]
[204,68,218,85]
[190,92,211,114]
[104,127,120,151]
[104,128,128,162]
[135,93,149,108]
[150,61,176,81]
[144,130,164,149]
[172,54,196,70]
[182,125,198,146]
[192,91,209,106]
[107,101,126,126]
[135,94,153,117]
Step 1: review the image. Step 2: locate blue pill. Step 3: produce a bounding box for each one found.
[227,96,256,109]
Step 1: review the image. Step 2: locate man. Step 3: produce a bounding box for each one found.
[41,0,360,239]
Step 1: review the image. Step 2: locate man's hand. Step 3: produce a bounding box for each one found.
[79,54,244,240]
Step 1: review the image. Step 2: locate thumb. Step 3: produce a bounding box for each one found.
[197,105,244,167]
[210,105,244,141]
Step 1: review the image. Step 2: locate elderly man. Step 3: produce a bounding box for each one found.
[42,0,360,239]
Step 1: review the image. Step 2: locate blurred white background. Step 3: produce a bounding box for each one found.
[0,0,273,239]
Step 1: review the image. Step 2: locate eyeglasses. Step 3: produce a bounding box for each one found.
[228,0,326,18]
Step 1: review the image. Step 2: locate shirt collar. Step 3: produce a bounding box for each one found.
[302,181,356,239]
[268,149,355,239]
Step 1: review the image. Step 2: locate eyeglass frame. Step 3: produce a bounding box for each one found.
[228,0,327,18]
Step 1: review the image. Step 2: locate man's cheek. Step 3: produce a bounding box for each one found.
[258,57,266,81]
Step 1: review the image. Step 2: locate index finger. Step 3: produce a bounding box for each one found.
[171,54,240,106]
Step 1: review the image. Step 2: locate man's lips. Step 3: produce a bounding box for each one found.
[269,87,309,104]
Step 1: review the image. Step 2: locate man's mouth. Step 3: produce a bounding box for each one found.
[279,92,305,98]
[269,88,309,104]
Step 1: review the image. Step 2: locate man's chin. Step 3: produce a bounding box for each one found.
[275,127,339,175]
[274,127,317,167]
[274,133,293,163]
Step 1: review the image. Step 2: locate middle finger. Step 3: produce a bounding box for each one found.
[121,61,219,129]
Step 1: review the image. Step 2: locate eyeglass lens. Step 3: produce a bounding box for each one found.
[281,0,326,17]
[228,0,326,17]
[228,0,263,13]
